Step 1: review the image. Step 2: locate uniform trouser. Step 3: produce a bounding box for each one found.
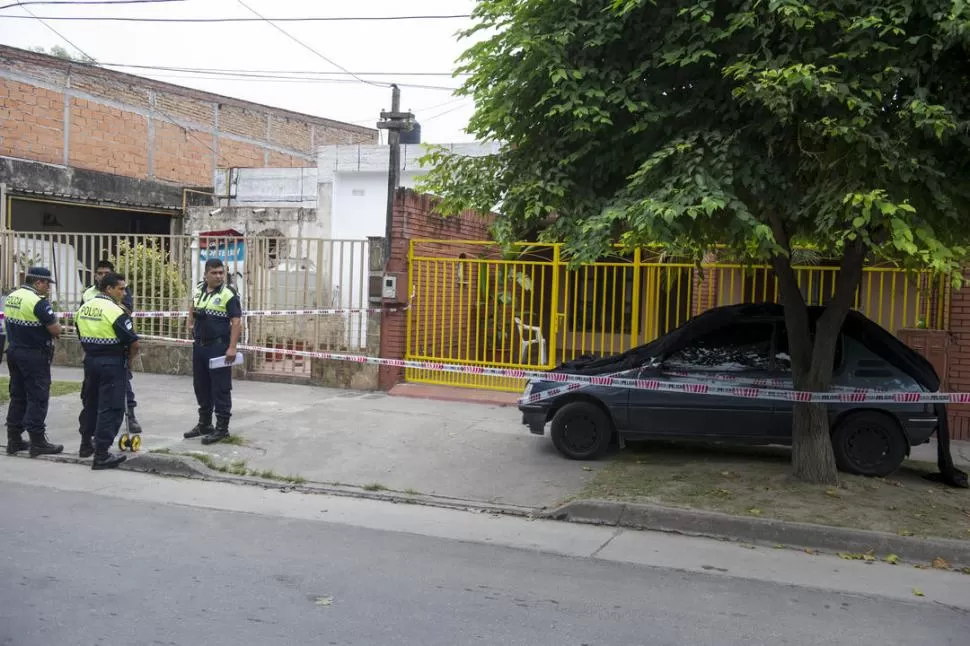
[193,341,232,419]
[126,368,136,409]
[5,347,52,434]
[78,355,127,451]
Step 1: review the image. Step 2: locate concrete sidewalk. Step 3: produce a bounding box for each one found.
[12,367,970,511]
[36,367,599,509]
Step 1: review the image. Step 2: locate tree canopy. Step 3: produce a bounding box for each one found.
[422,0,970,269]
[420,0,970,485]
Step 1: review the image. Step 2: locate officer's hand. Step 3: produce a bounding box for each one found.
[225,347,237,365]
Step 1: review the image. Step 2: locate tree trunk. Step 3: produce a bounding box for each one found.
[791,402,840,484]
[766,216,867,486]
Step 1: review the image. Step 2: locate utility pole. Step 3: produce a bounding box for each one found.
[377,84,413,267]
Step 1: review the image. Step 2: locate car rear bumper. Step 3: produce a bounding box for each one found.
[519,406,547,435]
[902,417,939,446]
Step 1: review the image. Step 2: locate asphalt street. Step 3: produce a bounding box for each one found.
[1,460,968,646]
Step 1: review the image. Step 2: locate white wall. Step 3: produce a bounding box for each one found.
[318,142,498,346]
[319,141,499,242]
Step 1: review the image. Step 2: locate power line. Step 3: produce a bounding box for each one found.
[235,0,384,88]
[127,70,460,91]
[423,102,471,122]
[95,62,466,77]
[0,0,181,9]
[0,12,471,21]
[19,3,93,61]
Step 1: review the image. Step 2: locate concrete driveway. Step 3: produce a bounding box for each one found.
[31,367,598,510]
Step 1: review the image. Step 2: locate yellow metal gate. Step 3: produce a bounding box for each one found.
[405,239,950,393]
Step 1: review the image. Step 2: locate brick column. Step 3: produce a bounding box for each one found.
[945,276,970,440]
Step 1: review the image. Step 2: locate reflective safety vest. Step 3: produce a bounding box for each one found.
[3,286,44,329]
[75,294,125,350]
[193,282,237,318]
[82,285,99,303]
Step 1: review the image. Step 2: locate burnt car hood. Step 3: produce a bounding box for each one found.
[548,302,967,489]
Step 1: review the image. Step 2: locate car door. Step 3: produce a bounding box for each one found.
[626,319,778,439]
[768,322,846,440]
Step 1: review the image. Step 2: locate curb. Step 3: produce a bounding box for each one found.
[32,451,539,519]
[544,499,970,568]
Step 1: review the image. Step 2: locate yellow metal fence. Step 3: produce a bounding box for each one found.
[405,240,950,392]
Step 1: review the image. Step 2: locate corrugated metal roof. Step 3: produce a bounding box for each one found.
[12,188,181,213]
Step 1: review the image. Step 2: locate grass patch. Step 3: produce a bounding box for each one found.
[0,377,82,403]
[404,488,420,496]
[251,468,305,484]
[219,435,247,446]
[362,482,388,492]
[580,441,970,542]
[182,452,218,470]
[149,448,172,455]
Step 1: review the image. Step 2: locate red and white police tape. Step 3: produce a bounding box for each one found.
[131,333,970,406]
[0,298,415,321]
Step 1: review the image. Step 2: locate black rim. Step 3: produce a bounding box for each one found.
[561,413,601,454]
[843,423,892,470]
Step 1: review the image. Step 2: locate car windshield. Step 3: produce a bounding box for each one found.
[664,322,773,372]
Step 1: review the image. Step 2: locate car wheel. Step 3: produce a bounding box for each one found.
[831,412,907,477]
[550,401,613,460]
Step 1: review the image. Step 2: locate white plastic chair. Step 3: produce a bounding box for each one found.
[514,317,547,365]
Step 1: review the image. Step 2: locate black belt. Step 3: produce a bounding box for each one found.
[197,337,228,347]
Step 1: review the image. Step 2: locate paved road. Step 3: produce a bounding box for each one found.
[1,460,968,646]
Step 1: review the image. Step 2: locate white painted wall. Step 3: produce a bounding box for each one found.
[319,142,499,241]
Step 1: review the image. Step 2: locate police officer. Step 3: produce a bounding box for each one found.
[3,267,63,456]
[76,271,139,469]
[83,260,141,433]
[184,258,242,444]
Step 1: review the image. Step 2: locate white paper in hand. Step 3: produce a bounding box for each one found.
[209,353,244,370]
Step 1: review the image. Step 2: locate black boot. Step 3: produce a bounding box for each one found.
[5,429,29,455]
[92,446,126,470]
[184,409,213,439]
[28,431,64,457]
[78,435,94,458]
[126,408,143,434]
[201,416,229,445]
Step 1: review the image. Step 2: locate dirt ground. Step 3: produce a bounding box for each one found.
[580,441,970,542]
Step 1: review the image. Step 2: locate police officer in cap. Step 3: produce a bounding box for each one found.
[76,271,140,469]
[83,259,141,433]
[184,258,242,444]
[3,266,63,456]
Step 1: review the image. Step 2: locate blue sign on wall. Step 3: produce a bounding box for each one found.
[200,241,245,263]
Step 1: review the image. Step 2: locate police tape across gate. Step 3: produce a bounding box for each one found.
[0,296,416,321]
[131,332,970,406]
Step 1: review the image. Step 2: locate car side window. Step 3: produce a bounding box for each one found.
[774,323,843,373]
[665,322,773,371]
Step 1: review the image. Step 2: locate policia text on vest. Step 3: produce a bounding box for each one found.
[184,259,243,445]
[76,272,140,470]
[3,266,65,457]
[82,259,142,434]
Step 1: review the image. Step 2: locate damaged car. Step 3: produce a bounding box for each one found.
[520,303,967,486]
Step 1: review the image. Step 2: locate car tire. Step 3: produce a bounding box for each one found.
[550,401,613,460]
[831,412,907,477]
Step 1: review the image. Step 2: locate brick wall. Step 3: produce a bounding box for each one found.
[0,45,376,188]
[379,188,494,389]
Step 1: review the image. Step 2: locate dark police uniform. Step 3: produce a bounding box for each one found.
[184,280,242,443]
[3,275,63,456]
[83,283,140,431]
[76,293,139,468]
